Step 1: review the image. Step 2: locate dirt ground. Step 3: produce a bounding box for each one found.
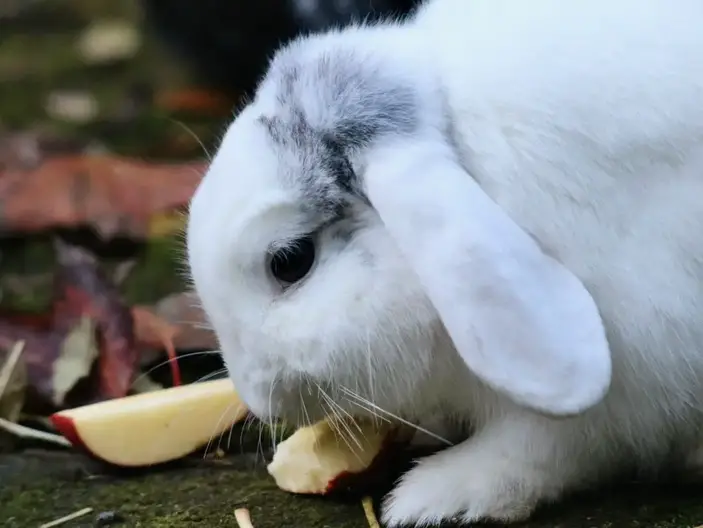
[4,442,703,528]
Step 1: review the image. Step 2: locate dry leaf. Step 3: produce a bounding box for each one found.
[0,316,98,408]
[0,155,205,239]
[52,240,138,399]
[0,242,143,407]
[51,316,99,407]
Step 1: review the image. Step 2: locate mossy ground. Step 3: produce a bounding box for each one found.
[4,440,703,528]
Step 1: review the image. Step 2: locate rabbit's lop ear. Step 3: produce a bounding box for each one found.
[364,142,612,416]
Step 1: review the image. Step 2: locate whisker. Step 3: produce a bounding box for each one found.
[321,387,367,447]
[300,387,312,428]
[216,402,245,454]
[316,384,365,456]
[169,118,213,160]
[202,401,244,459]
[225,419,237,451]
[340,386,454,447]
[256,419,266,464]
[239,413,257,455]
[131,350,221,389]
[320,400,366,465]
[341,398,391,425]
[268,377,281,454]
[194,368,228,384]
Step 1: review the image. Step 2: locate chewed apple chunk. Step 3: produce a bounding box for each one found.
[267,418,401,495]
[50,378,248,467]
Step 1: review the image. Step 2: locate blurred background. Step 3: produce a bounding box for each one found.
[0,0,419,439]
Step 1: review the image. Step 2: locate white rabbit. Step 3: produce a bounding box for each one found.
[186,0,703,525]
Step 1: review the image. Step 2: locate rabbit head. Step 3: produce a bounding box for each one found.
[186,26,612,427]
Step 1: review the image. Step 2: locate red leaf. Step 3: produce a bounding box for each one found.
[0,241,188,409]
[0,155,205,239]
[0,241,141,407]
[52,240,137,399]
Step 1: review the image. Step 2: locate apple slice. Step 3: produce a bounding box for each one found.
[50,378,248,467]
[267,418,403,495]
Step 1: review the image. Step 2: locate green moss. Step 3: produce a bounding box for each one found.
[120,236,187,305]
[0,237,56,313]
[0,233,187,312]
[4,443,703,528]
[1,452,369,528]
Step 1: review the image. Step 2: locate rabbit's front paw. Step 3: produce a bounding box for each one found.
[380,441,540,527]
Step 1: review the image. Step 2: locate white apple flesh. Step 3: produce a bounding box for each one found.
[267,418,398,494]
[50,379,248,467]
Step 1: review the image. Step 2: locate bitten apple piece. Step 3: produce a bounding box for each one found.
[267,418,400,494]
[50,378,248,467]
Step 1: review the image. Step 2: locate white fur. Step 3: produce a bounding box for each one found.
[187,0,703,525]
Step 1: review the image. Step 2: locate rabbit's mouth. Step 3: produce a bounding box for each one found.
[260,374,424,430]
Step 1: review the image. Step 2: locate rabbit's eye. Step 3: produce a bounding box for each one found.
[269,236,316,287]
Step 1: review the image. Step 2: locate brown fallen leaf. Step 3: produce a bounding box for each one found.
[0,241,144,406]
[52,240,138,400]
[0,316,99,408]
[0,240,185,408]
[0,155,205,239]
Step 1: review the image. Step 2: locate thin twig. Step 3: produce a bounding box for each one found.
[234,508,255,528]
[0,417,71,447]
[39,507,93,528]
[362,496,381,528]
[0,340,25,398]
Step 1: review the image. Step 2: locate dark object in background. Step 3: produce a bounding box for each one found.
[140,0,420,99]
[288,0,419,32]
[94,510,126,526]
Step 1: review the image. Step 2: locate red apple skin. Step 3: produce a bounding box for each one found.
[50,413,86,451]
[322,433,400,495]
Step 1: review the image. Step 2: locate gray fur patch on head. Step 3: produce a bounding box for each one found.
[256,38,419,223]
